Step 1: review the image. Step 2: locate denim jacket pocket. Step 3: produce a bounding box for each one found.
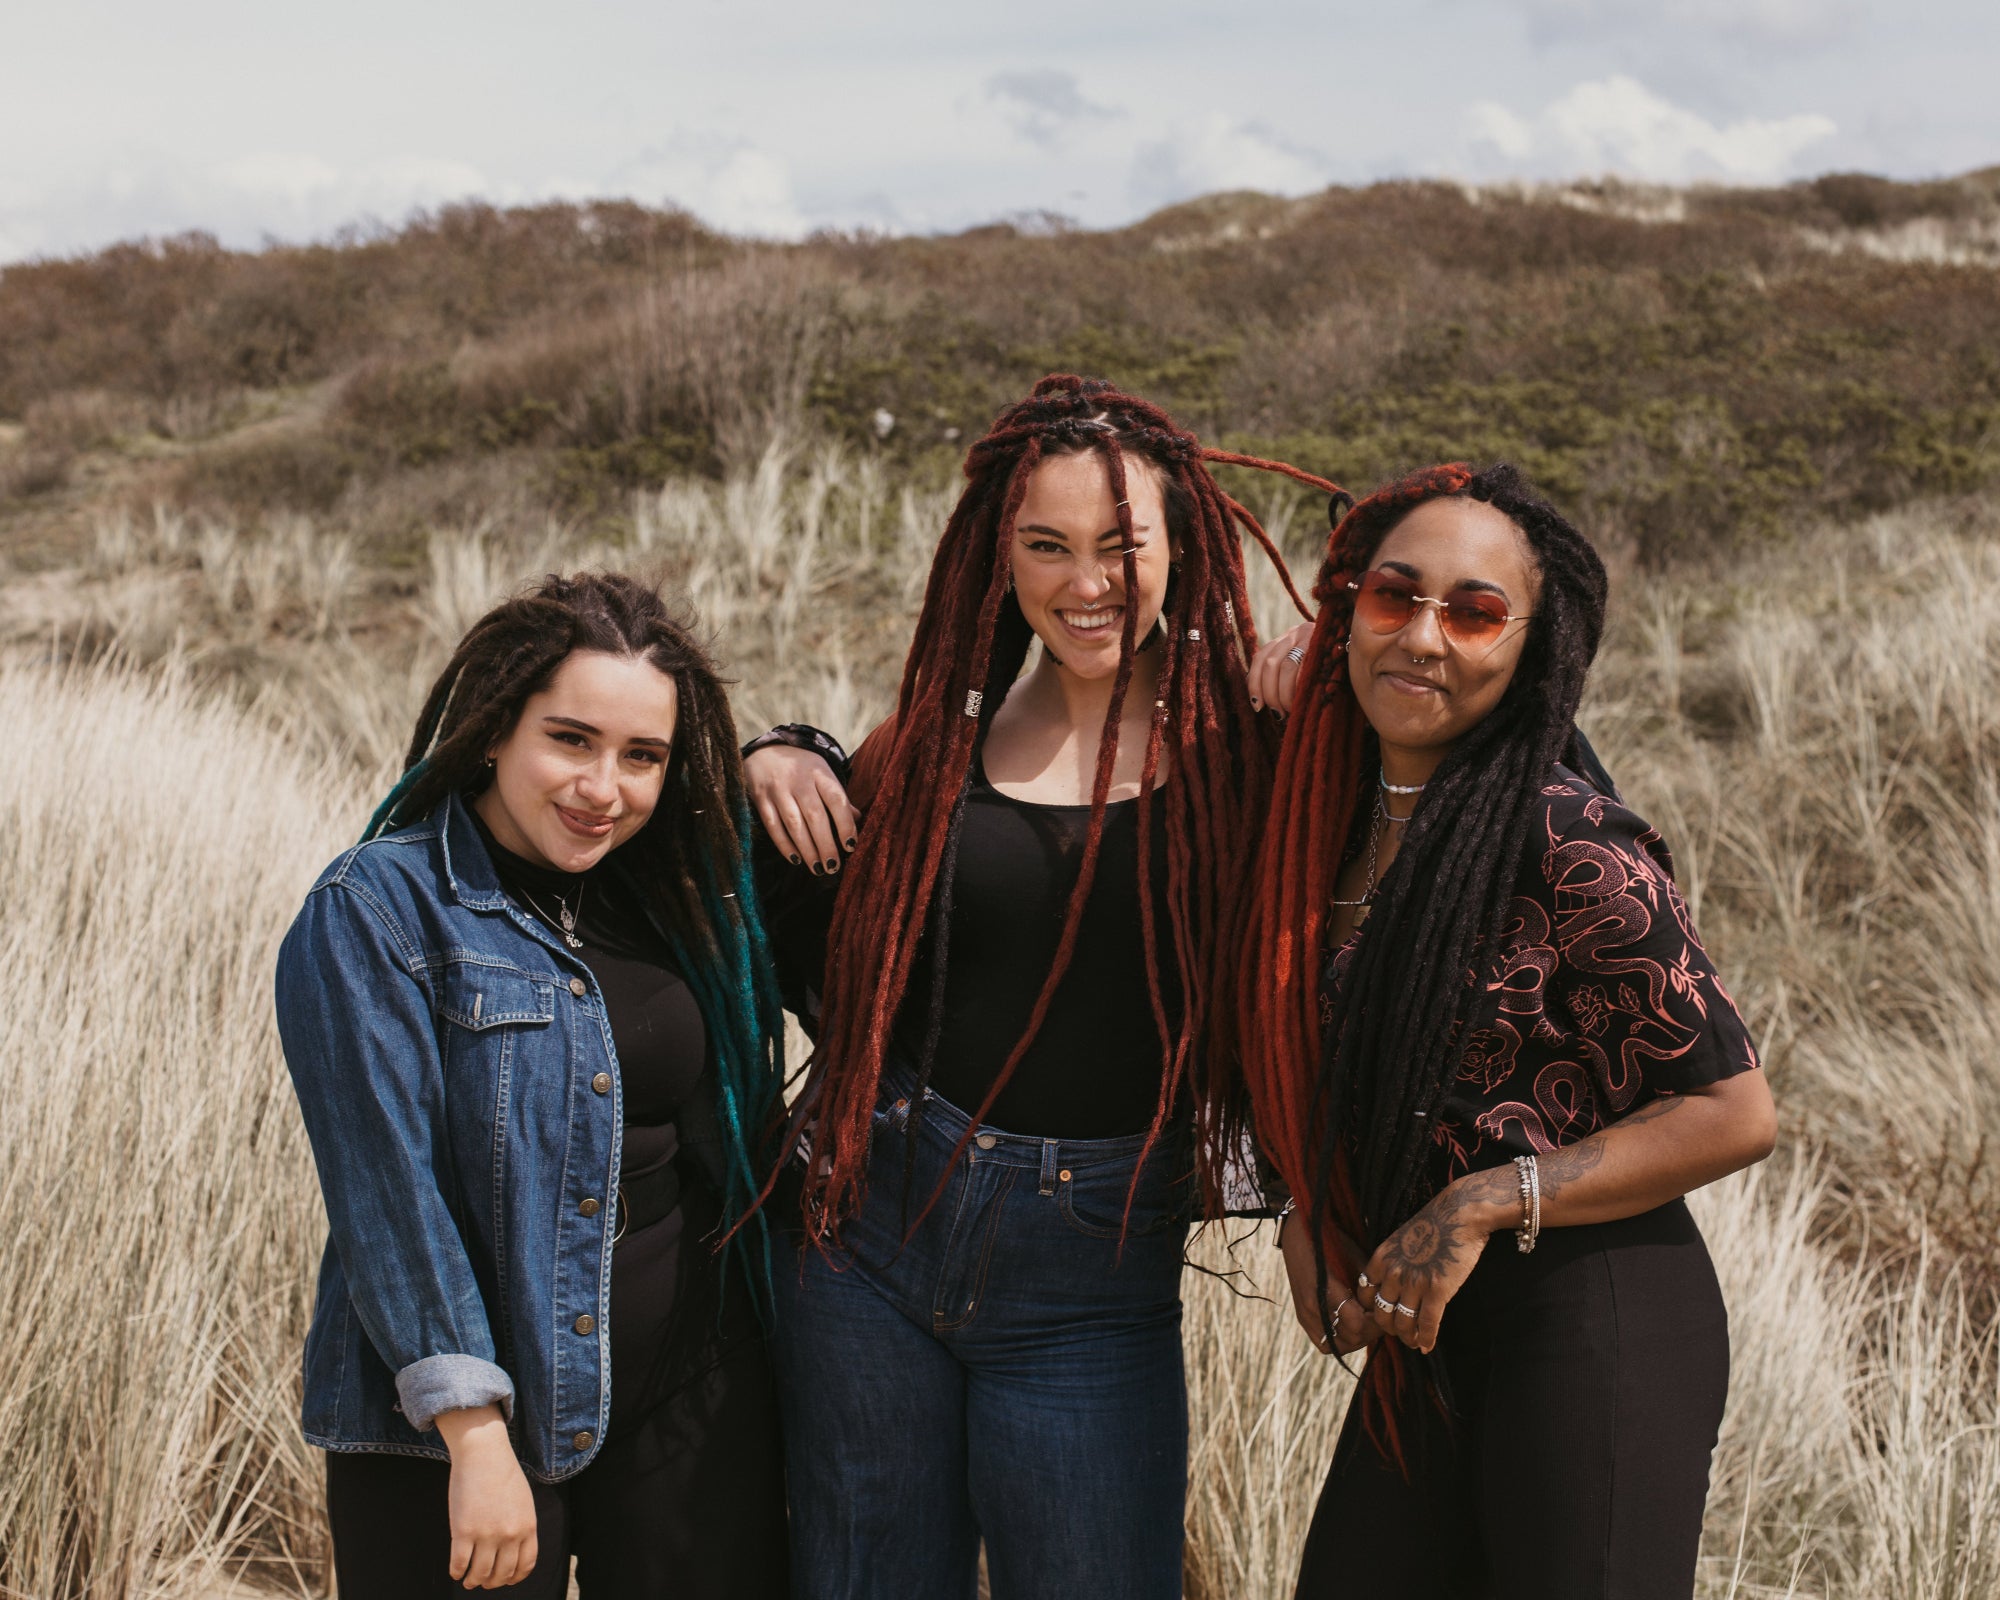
[437,961,556,1032]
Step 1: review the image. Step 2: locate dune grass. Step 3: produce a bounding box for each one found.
[0,445,1995,1596]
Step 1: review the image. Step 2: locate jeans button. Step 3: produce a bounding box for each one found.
[1059,1168,1072,1183]
[975,1134,997,1151]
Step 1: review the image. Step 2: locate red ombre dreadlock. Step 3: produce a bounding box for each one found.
[1235,462,1610,1469]
[792,374,1340,1251]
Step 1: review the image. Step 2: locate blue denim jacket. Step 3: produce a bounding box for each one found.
[277,792,656,1480]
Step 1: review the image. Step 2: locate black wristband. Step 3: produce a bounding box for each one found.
[741,723,853,785]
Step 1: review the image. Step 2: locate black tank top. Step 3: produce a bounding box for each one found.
[891,752,1180,1138]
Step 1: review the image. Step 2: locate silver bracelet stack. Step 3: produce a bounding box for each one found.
[1513,1154,1541,1253]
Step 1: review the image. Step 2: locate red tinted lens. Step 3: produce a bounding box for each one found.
[1351,571,1418,632]
[1439,590,1511,643]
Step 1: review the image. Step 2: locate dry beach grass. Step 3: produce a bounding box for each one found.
[0,437,1995,1596]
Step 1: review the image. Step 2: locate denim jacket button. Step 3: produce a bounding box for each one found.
[592,1073,612,1095]
[569,977,587,998]
[573,1313,596,1336]
[579,1197,601,1217]
[572,1430,594,1452]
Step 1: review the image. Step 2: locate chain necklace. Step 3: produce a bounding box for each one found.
[1330,772,1423,911]
[520,881,588,950]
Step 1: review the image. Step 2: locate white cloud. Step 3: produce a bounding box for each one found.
[603,138,807,238]
[1131,115,1329,209]
[1466,75,1837,184]
[985,70,1122,150]
[0,152,514,262]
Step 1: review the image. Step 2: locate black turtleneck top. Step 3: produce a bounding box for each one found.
[470,808,713,1433]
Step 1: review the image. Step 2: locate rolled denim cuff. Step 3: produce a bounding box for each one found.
[395,1353,516,1434]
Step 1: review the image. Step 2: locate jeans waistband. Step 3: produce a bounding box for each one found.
[877,1063,1180,1173]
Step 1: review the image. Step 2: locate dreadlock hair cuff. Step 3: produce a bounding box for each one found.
[964,690,984,718]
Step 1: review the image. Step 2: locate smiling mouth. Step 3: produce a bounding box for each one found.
[1380,671,1446,696]
[1055,606,1123,634]
[556,805,617,837]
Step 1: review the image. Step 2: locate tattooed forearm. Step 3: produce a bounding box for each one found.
[1538,1094,1688,1200]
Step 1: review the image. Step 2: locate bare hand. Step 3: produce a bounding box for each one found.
[745,744,860,875]
[1355,1168,1513,1353]
[1248,622,1315,716]
[436,1405,539,1589]
[1278,1211,1379,1357]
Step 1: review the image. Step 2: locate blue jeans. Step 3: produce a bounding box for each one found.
[771,1071,1192,1600]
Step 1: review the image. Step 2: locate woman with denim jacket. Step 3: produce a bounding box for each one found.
[740,376,1336,1600]
[275,573,788,1596]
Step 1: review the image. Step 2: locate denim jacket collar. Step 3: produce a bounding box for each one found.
[437,790,516,915]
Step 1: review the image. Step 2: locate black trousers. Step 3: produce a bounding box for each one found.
[325,1334,789,1599]
[1295,1199,1729,1600]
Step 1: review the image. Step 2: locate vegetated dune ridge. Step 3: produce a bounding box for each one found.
[0,174,1996,1597]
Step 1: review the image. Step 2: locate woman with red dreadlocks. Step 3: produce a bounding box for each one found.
[741,375,1329,1599]
[1238,463,1777,1599]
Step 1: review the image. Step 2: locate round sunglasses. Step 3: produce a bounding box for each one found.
[1346,569,1532,649]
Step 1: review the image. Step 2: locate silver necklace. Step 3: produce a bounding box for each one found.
[520,882,588,949]
[1331,775,1421,911]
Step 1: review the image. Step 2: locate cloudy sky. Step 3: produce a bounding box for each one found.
[2,0,1993,263]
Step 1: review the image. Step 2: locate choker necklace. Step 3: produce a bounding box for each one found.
[1334,774,1420,912]
[520,882,588,950]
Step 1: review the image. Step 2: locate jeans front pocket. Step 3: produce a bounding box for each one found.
[1056,1157,1189,1241]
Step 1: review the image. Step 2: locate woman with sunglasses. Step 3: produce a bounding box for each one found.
[1239,464,1775,1599]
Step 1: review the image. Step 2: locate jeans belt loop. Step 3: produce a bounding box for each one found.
[1039,1138,1059,1197]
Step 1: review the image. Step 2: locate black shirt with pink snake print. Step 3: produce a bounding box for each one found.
[1325,767,1761,1184]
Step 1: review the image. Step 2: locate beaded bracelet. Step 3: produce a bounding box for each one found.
[1513,1154,1541,1253]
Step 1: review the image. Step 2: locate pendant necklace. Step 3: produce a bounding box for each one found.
[1330,770,1424,911]
[521,882,588,950]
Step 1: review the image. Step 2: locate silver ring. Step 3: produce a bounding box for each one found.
[1394,1301,1418,1318]
[1372,1292,1395,1316]
[1285,646,1306,664]
[1329,1296,1354,1339]
[1355,1272,1373,1293]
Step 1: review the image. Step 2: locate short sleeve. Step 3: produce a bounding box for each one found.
[1540,788,1761,1100]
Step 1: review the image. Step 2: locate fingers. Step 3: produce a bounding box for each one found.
[460,1536,497,1589]
[505,1534,540,1588]
[780,788,840,874]
[812,770,862,862]
[1415,1295,1444,1354]
[450,1534,473,1584]
[1249,622,1312,715]
[746,746,851,869]
[751,792,800,863]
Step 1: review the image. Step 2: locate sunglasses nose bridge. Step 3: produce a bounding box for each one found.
[1397,594,1451,653]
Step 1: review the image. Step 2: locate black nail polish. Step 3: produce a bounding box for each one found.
[789,854,801,865]
[824,858,838,871]
[809,862,822,876]
[844,838,857,850]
